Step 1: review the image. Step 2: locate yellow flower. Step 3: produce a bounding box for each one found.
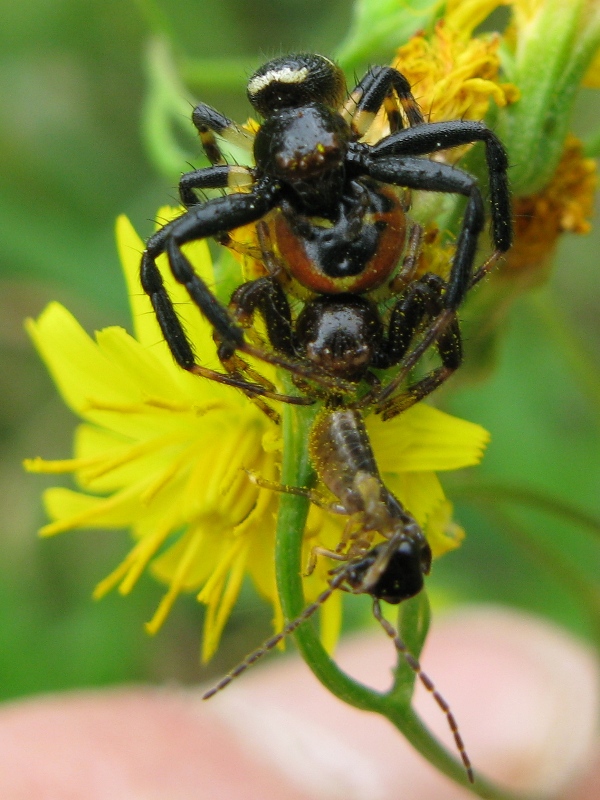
[26,214,489,662]
[392,21,519,131]
[361,19,518,175]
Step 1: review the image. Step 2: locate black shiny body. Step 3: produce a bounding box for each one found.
[230,269,462,414]
[140,53,511,415]
[271,178,407,296]
[253,104,350,214]
[342,541,428,604]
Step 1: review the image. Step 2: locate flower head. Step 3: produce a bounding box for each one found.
[392,21,518,133]
[26,212,489,661]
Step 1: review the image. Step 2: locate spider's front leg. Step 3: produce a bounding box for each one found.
[362,155,488,309]
[357,151,494,406]
[142,178,354,400]
[140,179,307,404]
[370,119,512,267]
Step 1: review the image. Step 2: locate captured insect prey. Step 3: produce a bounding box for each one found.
[141,52,512,414]
[203,406,474,783]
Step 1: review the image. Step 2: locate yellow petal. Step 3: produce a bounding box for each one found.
[151,525,219,590]
[145,525,206,635]
[95,325,188,404]
[116,214,163,349]
[93,517,175,599]
[201,538,251,662]
[367,404,489,473]
[319,588,343,655]
[384,471,446,528]
[41,483,146,535]
[25,305,138,422]
[425,499,466,559]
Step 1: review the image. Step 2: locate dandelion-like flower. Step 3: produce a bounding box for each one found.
[26,212,489,661]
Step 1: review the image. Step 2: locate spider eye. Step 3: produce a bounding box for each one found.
[247,53,346,116]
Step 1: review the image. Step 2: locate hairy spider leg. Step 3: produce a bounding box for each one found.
[363,157,487,310]
[355,144,505,408]
[141,181,308,405]
[142,179,355,398]
[369,120,511,258]
[362,273,463,419]
[342,65,425,136]
[191,102,255,166]
[178,163,255,207]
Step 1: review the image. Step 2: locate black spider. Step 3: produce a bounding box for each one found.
[141,53,511,416]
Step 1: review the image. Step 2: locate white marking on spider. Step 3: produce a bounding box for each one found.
[248,66,310,95]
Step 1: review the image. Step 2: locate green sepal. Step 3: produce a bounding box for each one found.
[499,0,600,195]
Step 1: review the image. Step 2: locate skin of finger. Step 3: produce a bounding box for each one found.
[0,688,309,800]
[0,606,596,800]
[205,606,599,800]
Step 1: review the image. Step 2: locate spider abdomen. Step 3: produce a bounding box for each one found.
[272,182,407,294]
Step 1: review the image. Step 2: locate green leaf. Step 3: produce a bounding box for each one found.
[141,38,197,181]
[335,0,444,71]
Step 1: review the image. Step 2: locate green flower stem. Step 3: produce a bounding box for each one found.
[276,401,530,800]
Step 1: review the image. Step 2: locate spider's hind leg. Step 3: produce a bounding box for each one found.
[365,273,463,419]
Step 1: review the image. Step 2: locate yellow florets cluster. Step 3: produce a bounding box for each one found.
[506,135,597,277]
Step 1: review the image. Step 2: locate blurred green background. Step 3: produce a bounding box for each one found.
[1,0,598,701]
